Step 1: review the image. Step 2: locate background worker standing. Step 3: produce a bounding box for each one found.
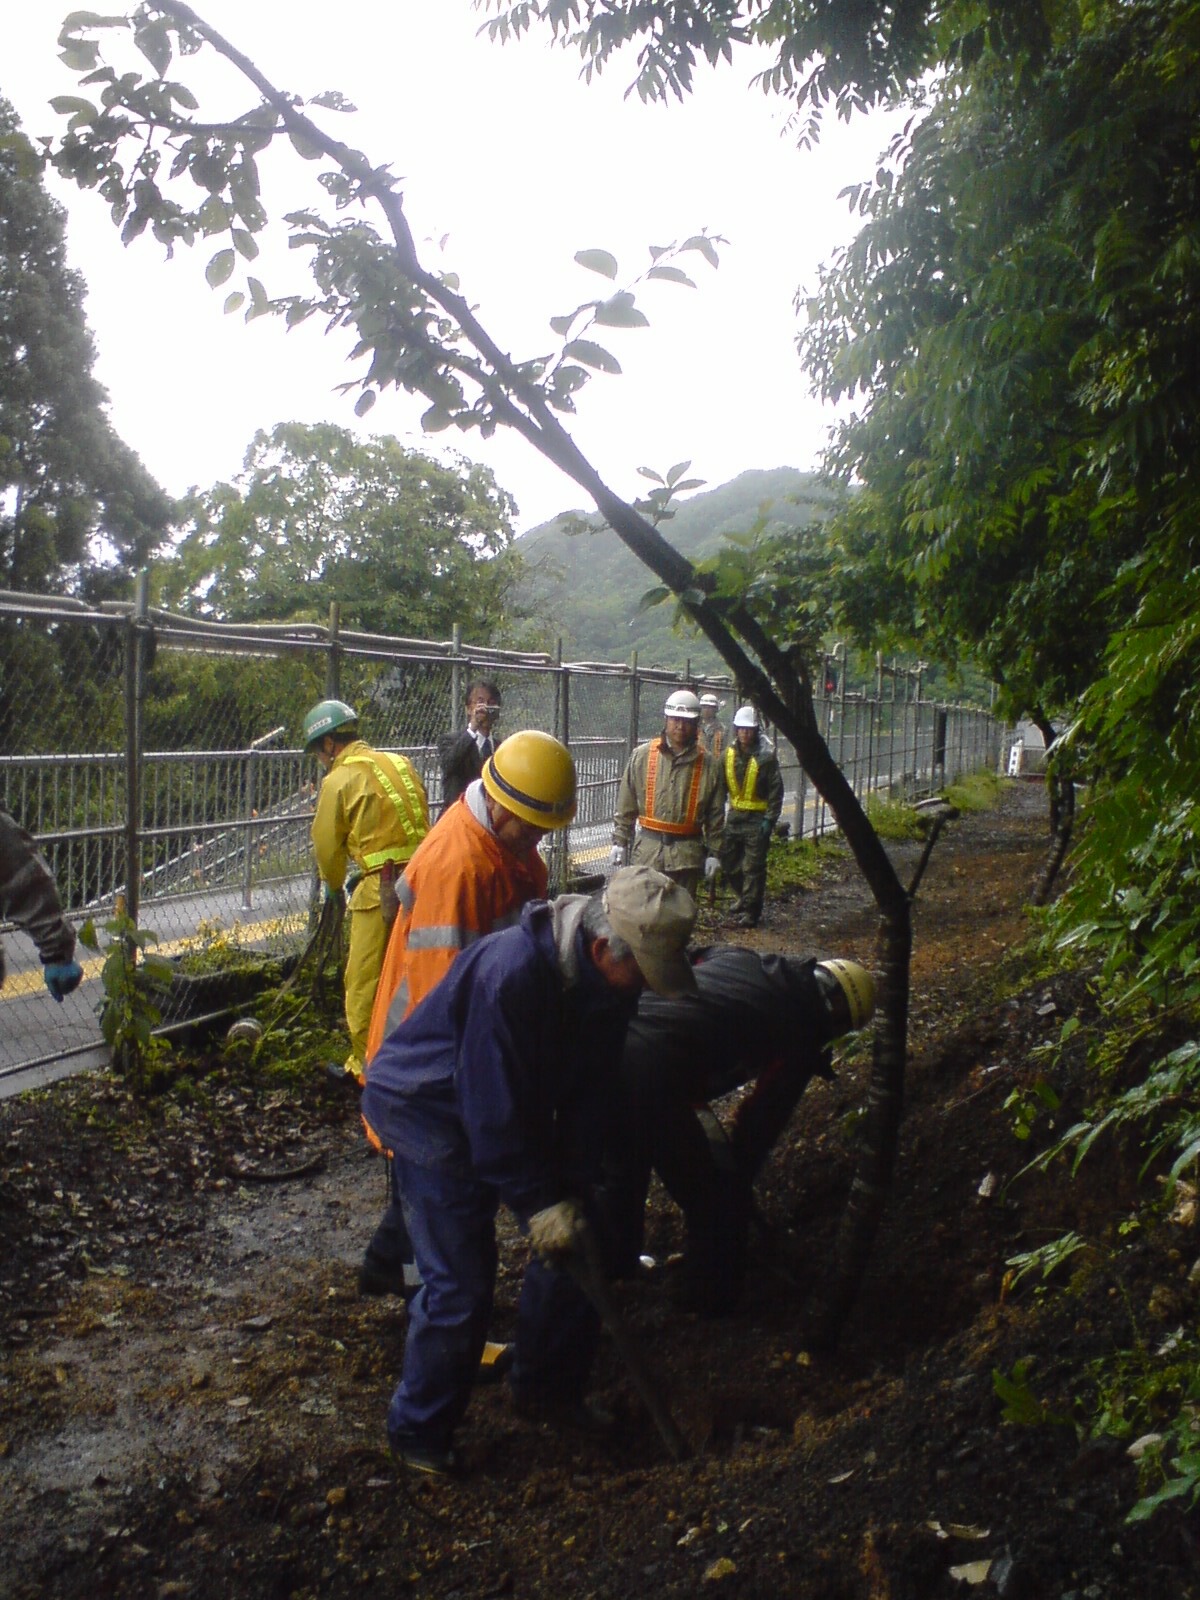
[437,678,503,809]
[304,700,429,1088]
[0,809,83,1003]
[697,692,726,757]
[610,687,725,898]
[718,705,784,929]
[358,729,577,1299]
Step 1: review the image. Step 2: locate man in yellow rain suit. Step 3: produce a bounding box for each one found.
[305,699,429,1087]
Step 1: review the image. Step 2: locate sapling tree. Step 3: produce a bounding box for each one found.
[43,0,911,1342]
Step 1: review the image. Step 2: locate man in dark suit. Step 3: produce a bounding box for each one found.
[438,679,503,809]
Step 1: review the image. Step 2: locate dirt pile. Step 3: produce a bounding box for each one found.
[2,780,1197,1599]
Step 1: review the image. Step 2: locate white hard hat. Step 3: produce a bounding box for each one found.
[732,704,760,729]
[663,689,701,719]
[698,693,720,709]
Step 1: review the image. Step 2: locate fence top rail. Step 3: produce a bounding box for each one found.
[0,591,123,627]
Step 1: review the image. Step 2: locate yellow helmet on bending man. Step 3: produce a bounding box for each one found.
[481,730,576,829]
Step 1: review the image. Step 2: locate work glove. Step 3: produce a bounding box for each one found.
[528,1198,587,1263]
[704,855,721,882]
[761,817,776,840]
[608,844,627,870]
[43,960,83,1002]
[344,868,363,899]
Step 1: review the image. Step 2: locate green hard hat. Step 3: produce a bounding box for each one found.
[303,699,358,749]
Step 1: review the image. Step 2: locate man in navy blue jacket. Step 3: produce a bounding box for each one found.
[360,865,696,1477]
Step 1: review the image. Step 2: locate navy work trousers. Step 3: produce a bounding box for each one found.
[386,1151,600,1450]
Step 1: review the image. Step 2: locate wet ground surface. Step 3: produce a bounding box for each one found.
[3,780,1198,1599]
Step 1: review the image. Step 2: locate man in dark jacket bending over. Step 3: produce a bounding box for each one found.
[360,865,697,1477]
[598,947,874,1315]
[0,810,83,1003]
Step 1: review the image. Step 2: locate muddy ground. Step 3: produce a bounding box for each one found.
[2,780,1198,1599]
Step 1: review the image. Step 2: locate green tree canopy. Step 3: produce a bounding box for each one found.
[0,95,173,596]
[796,2,1200,728]
[480,0,1052,129]
[157,420,524,637]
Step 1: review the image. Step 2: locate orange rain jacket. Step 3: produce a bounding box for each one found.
[364,783,548,1063]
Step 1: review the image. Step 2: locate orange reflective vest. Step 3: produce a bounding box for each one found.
[639,742,705,836]
[364,792,548,1063]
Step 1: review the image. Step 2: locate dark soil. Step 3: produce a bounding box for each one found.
[3,779,1199,1600]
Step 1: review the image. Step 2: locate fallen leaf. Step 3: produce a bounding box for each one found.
[702,1557,737,1582]
[949,1561,993,1584]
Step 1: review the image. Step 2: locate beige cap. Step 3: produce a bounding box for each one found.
[603,865,697,996]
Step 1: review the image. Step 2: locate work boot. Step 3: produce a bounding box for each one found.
[670,1257,743,1317]
[513,1392,615,1436]
[672,1175,751,1316]
[476,1341,515,1385]
[730,912,759,929]
[389,1433,461,1478]
[357,1254,409,1299]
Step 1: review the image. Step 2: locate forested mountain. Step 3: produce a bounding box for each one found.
[517,466,838,669]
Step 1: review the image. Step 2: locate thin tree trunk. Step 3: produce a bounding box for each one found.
[1031,767,1074,906]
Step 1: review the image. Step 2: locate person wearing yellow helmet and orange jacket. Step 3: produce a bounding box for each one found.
[305,700,429,1088]
[358,729,577,1301]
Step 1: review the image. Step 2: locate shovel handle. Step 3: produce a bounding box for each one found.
[566,1228,692,1463]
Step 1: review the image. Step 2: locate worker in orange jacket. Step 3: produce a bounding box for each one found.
[359,729,577,1299]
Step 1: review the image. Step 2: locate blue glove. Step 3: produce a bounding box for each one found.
[44,960,83,1002]
[762,817,775,840]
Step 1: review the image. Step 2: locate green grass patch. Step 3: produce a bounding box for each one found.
[945,768,1008,812]
[225,983,349,1088]
[765,833,842,895]
[864,793,925,840]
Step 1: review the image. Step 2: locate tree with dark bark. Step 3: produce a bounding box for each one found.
[42,2,915,1342]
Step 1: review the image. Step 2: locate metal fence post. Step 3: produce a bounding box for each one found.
[123,570,150,931]
[836,642,850,804]
[553,641,570,891]
[627,652,640,765]
[327,602,341,700]
[450,622,462,729]
[243,725,285,911]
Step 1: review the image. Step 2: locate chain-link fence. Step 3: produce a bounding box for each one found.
[0,587,1005,1084]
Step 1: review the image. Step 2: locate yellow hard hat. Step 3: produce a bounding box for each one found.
[482,730,576,830]
[817,959,875,1031]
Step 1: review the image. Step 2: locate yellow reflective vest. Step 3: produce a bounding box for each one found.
[725,745,769,812]
[312,739,429,910]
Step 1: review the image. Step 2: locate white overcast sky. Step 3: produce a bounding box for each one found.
[5,2,898,534]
